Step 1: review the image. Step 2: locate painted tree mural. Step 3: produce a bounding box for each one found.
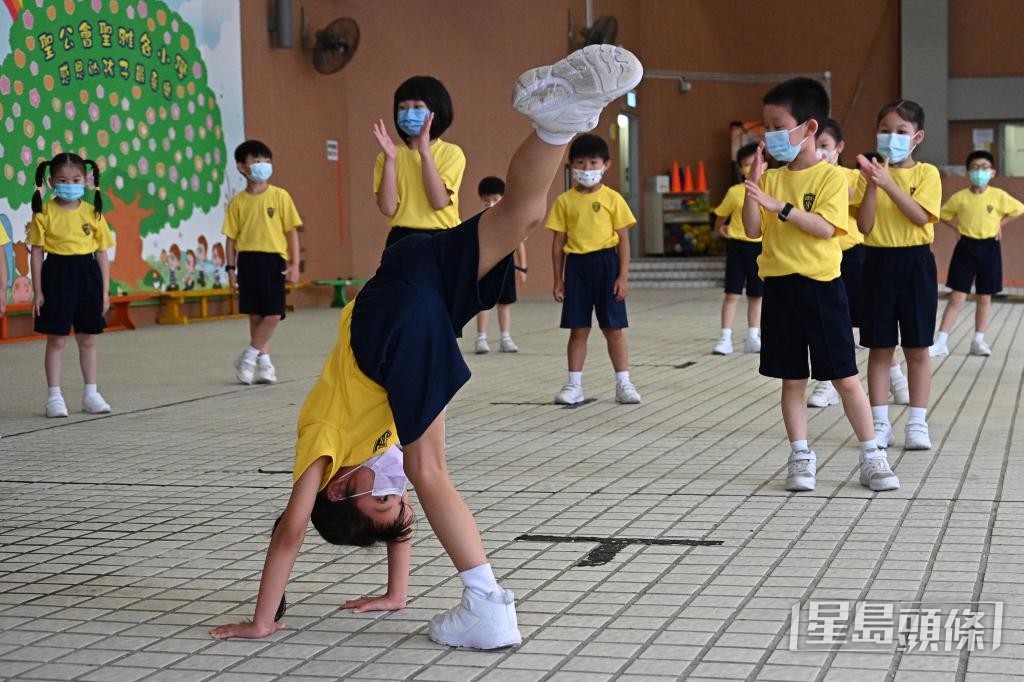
[0,0,226,290]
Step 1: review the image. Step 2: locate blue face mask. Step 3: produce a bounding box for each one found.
[248,162,273,183]
[968,169,992,187]
[53,183,85,201]
[397,107,430,137]
[764,122,809,164]
[876,133,915,163]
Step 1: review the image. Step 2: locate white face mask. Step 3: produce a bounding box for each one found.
[815,147,838,164]
[336,445,408,500]
[573,168,604,188]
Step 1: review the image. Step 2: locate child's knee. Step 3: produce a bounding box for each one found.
[47,335,67,350]
[832,375,861,393]
[402,451,449,486]
[75,333,96,349]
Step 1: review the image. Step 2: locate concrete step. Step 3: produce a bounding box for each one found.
[629,256,724,288]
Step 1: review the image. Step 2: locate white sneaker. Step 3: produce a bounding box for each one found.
[512,44,644,144]
[860,451,900,491]
[234,353,256,385]
[475,337,490,355]
[874,420,894,448]
[615,381,642,404]
[744,334,761,353]
[807,381,840,408]
[428,588,522,650]
[81,393,111,414]
[890,374,910,405]
[255,361,277,384]
[929,341,949,357]
[905,422,932,450]
[555,383,584,405]
[499,338,518,353]
[712,335,733,355]
[45,396,68,418]
[970,339,992,356]
[786,452,817,492]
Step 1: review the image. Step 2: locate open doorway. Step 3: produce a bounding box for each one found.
[616,111,640,256]
[1001,122,1024,176]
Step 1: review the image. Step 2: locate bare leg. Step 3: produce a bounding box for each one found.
[568,327,589,372]
[44,335,66,387]
[248,315,259,344]
[833,375,874,442]
[975,294,991,333]
[497,304,511,334]
[478,134,568,276]
[747,296,762,329]
[938,291,967,334]
[76,333,98,384]
[476,310,490,335]
[868,348,896,405]
[602,327,628,372]
[402,412,487,571]
[720,293,739,329]
[251,315,281,354]
[904,347,931,408]
[781,379,809,442]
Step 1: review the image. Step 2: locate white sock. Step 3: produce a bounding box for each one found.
[872,405,889,423]
[459,563,500,596]
[748,327,760,338]
[500,331,512,341]
[721,328,733,339]
[258,354,272,366]
[791,439,809,455]
[860,439,880,456]
[477,332,487,340]
[83,384,98,397]
[243,345,259,360]
[936,331,949,346]
[974,332,985,343]
[568,371,582,387]
[615,370,630,384]
[889,364,903,379]
[908,407,927,424]
[48,386,62,399]
[534,127,575,146]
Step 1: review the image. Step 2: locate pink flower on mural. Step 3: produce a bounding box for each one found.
[28,88,40,107]
[0,75,10,96]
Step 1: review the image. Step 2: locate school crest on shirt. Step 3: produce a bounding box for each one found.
[802,193,815,211]
[81,224,91,236]
[266,206,276,218]
[987,205,994,213]
[591,202,601,213]
[373,429,392,453]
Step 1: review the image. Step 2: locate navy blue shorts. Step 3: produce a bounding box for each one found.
[947,236,1002,295]
[759,274,857,381]
[860,245,937,349]
[385,226,438,249]
[561,247,627,329]
[351,213,513,445]
[724,239,764,296]
[840,244,866,328]
[237,251,286,319]
[34,254,106,336]
[496,260,517,305]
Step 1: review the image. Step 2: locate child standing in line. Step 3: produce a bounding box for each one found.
[808,120,910,408]
[548,134,641,405]
[0,226,8,318]
[373,77,465,249]
[223,140,303,386]
[929,150,1024,357]
[28,153,115,418]
[474,176,528,354]
[712,142,762,356]
[743,78,898,493]
[208,44,644,649]
[855,100,941,451]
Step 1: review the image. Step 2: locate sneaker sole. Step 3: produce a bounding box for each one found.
[555,397,585,405]
[807,398,840,408]
[82,406,112,414]
[785,481,815,492]
[499,348,518,353]
[428,628,522,650]
[929,349,948,357]
[904,441,931,450]
[512,45,643,125]
[712,350,732,356]
[616,398,642,404]
[860,475,900,491]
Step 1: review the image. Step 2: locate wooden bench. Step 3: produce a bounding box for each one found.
[313,278,369,307]
[0,293,155,344]
[157,282,308,325]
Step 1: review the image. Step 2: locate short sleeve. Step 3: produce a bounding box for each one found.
[612,192,637,229]
[998,189,1024,218]
[436,144,466,195]
[815,168,849,236]
[93,215,115,250]
[849,172,866,208]
[373,152,385,194]
[280,190,302,231]
[714,185,739,218]
[221,197,239,239]
[939,194,959,222]
[27,211,46,247]
[545,194,568,232]
[913,164,942,221]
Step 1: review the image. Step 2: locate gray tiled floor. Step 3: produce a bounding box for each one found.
[1,289,1021,681]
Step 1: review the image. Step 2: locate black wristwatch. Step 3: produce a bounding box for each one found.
[225,265,236,272]
[515,265,528,273]
[778,202,795,222]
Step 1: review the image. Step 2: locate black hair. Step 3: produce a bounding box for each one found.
[234,140,273,164]
[966,150,995,168]
[762,77,830,134]
[32,152,103,215]
[309,484,412,548]
[736,142,759,164]
[477,176,505,197]
[876,99,925,130]
[393,76,453,143]
[820,118,843,143]
[569,134,610,161]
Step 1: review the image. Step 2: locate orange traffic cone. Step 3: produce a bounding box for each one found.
[696,160,708,193]
[670,161,682,192]
[682,164,695,192]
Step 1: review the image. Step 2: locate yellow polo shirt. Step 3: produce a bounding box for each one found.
[374,140,465,229]
[856,162,941,247]
[546,186,636,254]
[838,166,864,251]
[714,183,760,242]
[221,185,302,259]
[940,186,1024,240]
[28,199,115,255]
[756,161,848,282]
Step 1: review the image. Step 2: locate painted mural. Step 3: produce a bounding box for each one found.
[0,0,244,298]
